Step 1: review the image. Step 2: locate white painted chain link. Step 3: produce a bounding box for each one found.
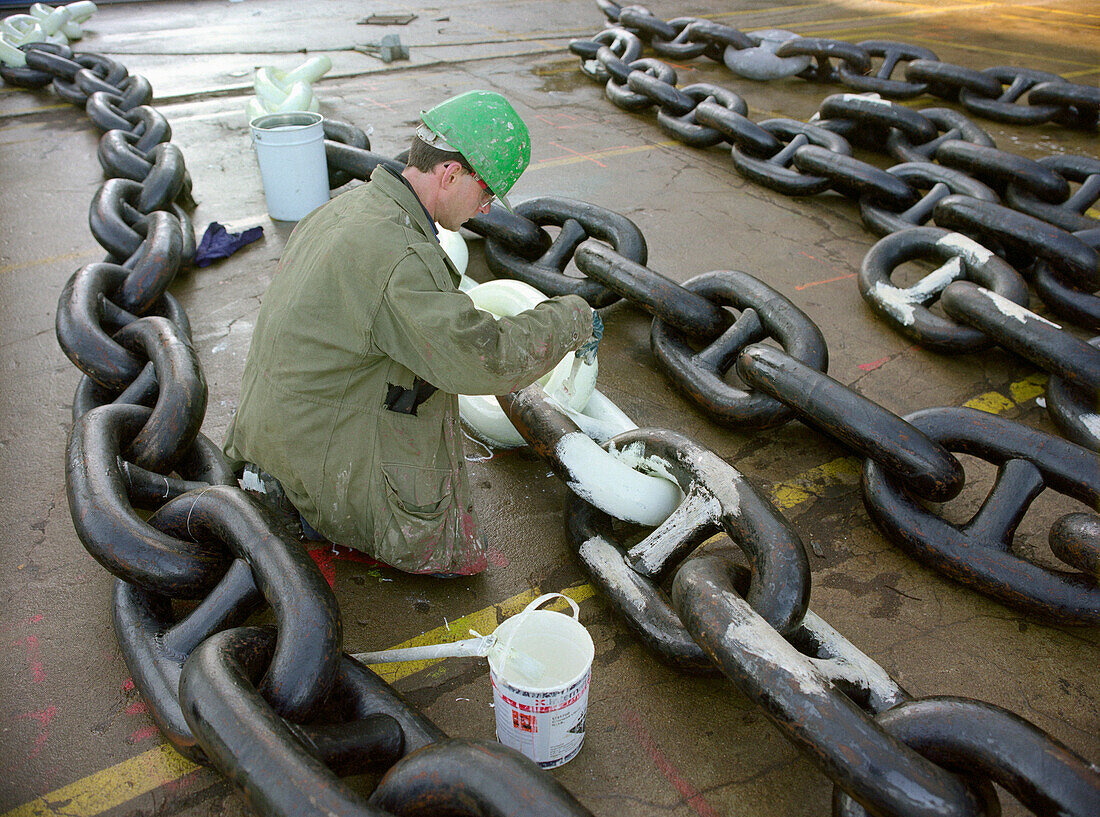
[0,2,97,67]
[245,56,332,121]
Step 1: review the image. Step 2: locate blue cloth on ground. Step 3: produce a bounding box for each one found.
[194,221,264,267]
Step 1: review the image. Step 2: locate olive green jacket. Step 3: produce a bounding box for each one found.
[224,167,591,574]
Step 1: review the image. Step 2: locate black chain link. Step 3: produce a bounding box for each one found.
[592,2,1099,128]
[6,39,596,817]
[8,6,1100,814]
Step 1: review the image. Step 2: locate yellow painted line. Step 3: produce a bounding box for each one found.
[778,3,999,33]
[531,140,680,170]
[771,456,863,509]
[996,13,1100,31]
[3,744,200,817]
[1,369,1054,817]
[0,102,70,117]
[1015,4,1100,19]
[706,1,834,19]
[0,249,100,276]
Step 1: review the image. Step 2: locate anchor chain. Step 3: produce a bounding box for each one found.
[590,2,1099,128]
[7,40,594,817]
[8,14,1099,816]
[569,13,1100,452]
[498,379,1100,815]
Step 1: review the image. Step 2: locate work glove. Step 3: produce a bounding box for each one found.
[574,310,603,365]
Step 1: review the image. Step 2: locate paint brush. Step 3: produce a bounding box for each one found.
[352,634,545,680]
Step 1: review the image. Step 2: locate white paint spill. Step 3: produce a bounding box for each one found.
[871,282,919,325]
[838,92,888,106]
[1035,396,1047,408]
[979,287,1061,328]
[872,256,963,326]
[557,433,682,526]
[935,232,994,265]
[1080,413,1100,438]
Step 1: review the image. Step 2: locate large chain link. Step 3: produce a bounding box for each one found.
[403,8,1100,811]
[6,39,596,817]
[10,7,1100,813]
[498,385,1100,814]
[592,2,1100,128]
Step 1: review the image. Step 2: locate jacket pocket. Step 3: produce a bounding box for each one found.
[376,462,455,569]
[410,242,459,292]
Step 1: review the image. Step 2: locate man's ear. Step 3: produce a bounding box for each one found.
[438,161,461,189]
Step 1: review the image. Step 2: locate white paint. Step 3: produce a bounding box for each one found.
[935,232,994,266]
[838,93,889,106]
[239,469,263,492]
[557,433,682,526]
[608,440,681,488]
[871,257,964,325]
[979,287,1062,328]
[909,256,965,300]
[716,595,905,714]
[459,280,599,447]
[720,596,831,698]
[800,610,905,710]
[871,281,919,325]
[1080,413,1100,439]
[578,536,650,616]
[627,490,723,575]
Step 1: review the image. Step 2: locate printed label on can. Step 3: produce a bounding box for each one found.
[492,669,591,769]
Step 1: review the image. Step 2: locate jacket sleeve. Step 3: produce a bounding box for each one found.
[370,249,592,396]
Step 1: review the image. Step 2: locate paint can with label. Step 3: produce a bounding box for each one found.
[487,592,594,768]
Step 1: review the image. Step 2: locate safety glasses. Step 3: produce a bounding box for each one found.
[449,162,495,207]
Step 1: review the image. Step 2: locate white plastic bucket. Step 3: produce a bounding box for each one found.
[488,593,594,769]
[249,111,330,221]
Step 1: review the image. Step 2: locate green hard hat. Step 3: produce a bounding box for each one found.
[420,90,530,212]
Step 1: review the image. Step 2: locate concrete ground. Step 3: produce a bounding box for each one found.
[1,1,1097,815]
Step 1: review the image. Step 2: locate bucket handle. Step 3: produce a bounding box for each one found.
[521,591,580,620]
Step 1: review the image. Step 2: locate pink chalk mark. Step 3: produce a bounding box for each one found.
[858,357,891,372]
[122,677,135,692]
[125,700,148,716]
[487,545,510,568]
[548,140,607,168]
[794,271,857,291]
[128,724,160,744]
[622,710,721,817]
[16,635,45,683]
[17,704,58,758]
[29,614,43,623]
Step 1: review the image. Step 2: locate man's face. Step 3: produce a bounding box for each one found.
[436,161,494,231]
